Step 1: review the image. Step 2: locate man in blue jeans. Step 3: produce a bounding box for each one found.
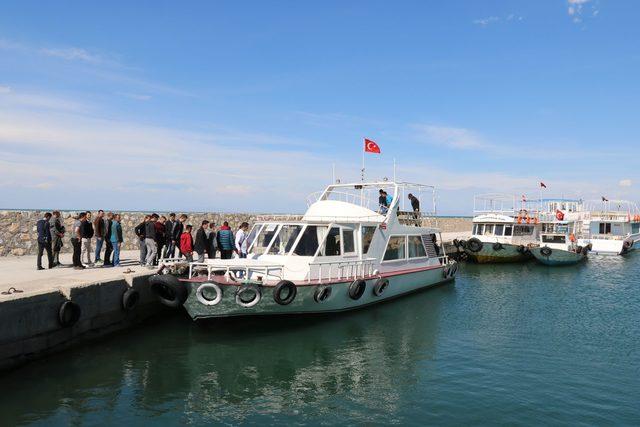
[110,214,123,266]
[93,210,106,262]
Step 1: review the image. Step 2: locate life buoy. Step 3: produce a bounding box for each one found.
[569,233,576,243]
[58,300,81,327]
[196,283,223,306]
[517,216,523,224]
[348,280,366,300]
[575,246,583,254]
[540,246,552,257]
[373,279,389,297]
[235,284,261,308]
[467,237,483,253]
[525,215,531,224]
[314,285,332,303]
[581,246,590,256]
[493,242,504,251]
[122,288,140,311]
[149,274,188,308]
[517,245,527,254]
[273,280,297,305]
[556,210,565,221]
[458,239,467,249]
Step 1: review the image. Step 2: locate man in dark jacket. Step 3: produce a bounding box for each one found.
[172,214,188,258]
[36,212,53,270]
[71,212,85,269]
[194,220,209,262]
[155,216,167,265]
[49,210,65,267]
[144,214,158,267]
[80,211,95,266]
[135,215,150,265]
[93,210,105,262]
[163,213,176,258]
[207,222,217,259]
[217,221,235,259]
[103,212,114,267]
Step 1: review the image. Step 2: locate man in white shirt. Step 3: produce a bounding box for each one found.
[235,222,250,258]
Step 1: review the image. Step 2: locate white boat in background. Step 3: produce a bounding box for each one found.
[578,200,640,255]
[150,180,458,320]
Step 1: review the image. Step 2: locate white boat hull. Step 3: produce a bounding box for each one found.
[578,234,640,255]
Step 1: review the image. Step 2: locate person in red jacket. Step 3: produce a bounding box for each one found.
[179,224,194,262]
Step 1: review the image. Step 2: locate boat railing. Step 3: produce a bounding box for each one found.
[397,210,438,227]
[187,262,286,282]
[585,234,627,241]
[306,190,372,209]
[308,258,377,284]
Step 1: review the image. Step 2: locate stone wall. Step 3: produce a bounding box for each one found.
[0,210,471,257]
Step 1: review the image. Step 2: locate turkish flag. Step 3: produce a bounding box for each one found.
[540,182,547,188]
[364,138,381,154]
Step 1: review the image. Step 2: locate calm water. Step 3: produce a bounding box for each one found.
[2,254,640,426]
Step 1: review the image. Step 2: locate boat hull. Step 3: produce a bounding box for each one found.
[182,264,455,320]
[578,234,640,255]
[464,243,531,264]
[530,247,586,266]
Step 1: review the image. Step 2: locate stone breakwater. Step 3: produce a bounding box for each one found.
[0,210,471,257]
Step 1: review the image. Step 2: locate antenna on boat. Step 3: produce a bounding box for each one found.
[332,163,336,183]
[393,158,397,182]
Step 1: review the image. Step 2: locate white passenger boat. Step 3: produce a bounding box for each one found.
[578,200,640,255]
[149,181,458,320]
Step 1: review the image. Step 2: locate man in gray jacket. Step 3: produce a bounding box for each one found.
[144,214,159,267]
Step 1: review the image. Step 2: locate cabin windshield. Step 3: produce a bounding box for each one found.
[292,225,328,256]
[250,224,279,255]
[268,225,302,255]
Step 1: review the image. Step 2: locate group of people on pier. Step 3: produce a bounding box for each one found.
[35,211,250,271]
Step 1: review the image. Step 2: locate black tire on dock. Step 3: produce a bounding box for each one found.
[122,288,140,311]
[273,280,297,305]
[492,242,504,251]
[458,240,467,249]
[373,279,389,297]
[348,280,366,300]
[58,300,81,327]
[149,274,188,308]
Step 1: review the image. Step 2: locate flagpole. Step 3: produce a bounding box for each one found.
[393,158,397,182]
[361,146,365,183]
[332,163,336,183]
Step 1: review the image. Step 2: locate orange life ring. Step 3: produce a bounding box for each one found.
[556,210,565,221]
[525,215,531,224]
[517,216,523,224]
[569,233,576,243]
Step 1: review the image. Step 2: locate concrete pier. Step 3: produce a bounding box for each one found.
[0,251,166,371]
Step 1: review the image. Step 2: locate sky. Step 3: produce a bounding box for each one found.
[0,0,638,215]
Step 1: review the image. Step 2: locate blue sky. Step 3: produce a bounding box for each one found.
[0,0,637,214]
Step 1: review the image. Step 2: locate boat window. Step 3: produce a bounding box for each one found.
[250,224,278,255]
[383,236,406,261]
[494,224,504,236]
[514,225,534,236]
[504,225,513,236]
[633,223,640,234]
[408,235,427,258]
[599,223,612,234]
[476,224,485,235]
[268,225,302,255]
[362,226,376,254]
[542,235,566,244]
[293,225,327,256]
[342,229,355,254]
[319,227,341,256]
[485,224,495,235]
[246,224,261,248]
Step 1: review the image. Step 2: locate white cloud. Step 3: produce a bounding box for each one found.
[40,47,104,64]
[567,0,597,23]
[473,16,500,27]
[412,124,486,150]
[118,92,152,101]
[0,85,11,94]
[619,179,632,187]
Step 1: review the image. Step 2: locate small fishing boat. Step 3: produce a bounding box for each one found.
[578,200,640,255]
[149,181,458,320]
[529,214,590,266]
[459,194,541,263]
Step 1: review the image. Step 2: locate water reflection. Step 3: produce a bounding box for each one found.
[0,285,455,425]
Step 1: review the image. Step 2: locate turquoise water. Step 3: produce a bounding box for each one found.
[2,254,639,426]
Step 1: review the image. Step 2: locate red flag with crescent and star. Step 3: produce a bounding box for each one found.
[364,138,381,154]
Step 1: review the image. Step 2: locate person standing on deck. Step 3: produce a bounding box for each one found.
[103,212,114,267]
[110,214,123,267]
[180,224,194,262]
[144,214,158,267]
[207,222,217,259]
[36,212,53,270]
[80,211,94,266]
[235,222,249,258]
[385,191,393,208]
[378,189,388,213]
[408,193,420,224]
[194,220,209,262]
[217,221,235,259]
[49,211,65,267]
[93,210,105,263]
[135,215,149,265]
[71,212,85,269]
[172,214,187,258]
[163,213,176,258]
[155,216,167,265]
